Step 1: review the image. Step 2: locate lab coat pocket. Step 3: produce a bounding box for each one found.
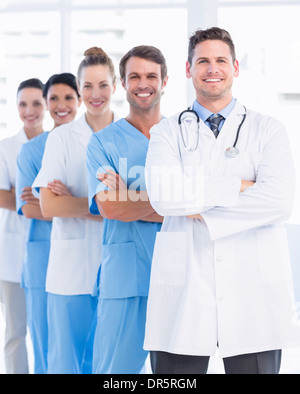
[100,242,137,299]
[150,232,187,286]
[256,226,293,283]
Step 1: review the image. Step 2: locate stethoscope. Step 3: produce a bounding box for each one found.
[178,107,247,158]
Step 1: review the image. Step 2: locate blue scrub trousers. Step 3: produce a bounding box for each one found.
[93,296,148,374]
[25,288,48,374]
[47,293,97,374]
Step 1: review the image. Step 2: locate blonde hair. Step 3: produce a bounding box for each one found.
[77,47,116,84]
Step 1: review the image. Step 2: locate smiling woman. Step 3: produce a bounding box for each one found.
[77,47,117,131]
[43,73,81,129]
[16,79,46,140]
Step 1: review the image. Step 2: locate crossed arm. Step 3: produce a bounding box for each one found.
[38,180,102,222]
[187,180,254,220]
[18,169,253,224]
[95,170,252,223]
[96,169,163,223]
[20,181,74,221]
[20,180,101,222]
[20,186,51,221]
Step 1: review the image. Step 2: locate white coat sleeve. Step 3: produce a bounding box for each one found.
[201,118,295,240]
[32,129,66,189]
[145,118,241,216]
[0,142,11,190]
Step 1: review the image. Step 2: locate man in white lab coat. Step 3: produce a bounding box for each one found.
[144,27,300,374]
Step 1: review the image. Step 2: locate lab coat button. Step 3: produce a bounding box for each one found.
[216,256,223,262]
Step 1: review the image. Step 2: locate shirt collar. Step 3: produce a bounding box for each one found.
[192,98,237,122]
[16,127,30,143]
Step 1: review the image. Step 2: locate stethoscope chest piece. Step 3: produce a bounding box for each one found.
[225,146,240,158]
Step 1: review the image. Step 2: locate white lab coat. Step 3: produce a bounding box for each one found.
[33,114,103,296]
[0,129,29,283]
[144,101,300,358]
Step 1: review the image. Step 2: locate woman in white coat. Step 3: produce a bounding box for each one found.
[144,27,300,374]
[0,78,46,374]
[33,48,117,374]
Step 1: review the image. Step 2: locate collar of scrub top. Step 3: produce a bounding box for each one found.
[192,97,237,132]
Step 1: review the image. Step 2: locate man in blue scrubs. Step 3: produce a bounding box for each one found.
[86,45,168,374]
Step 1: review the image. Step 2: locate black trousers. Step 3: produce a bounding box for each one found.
[150,349,282,374]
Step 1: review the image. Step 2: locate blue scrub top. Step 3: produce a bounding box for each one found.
[16,132,52,289]
[86,118,162,299]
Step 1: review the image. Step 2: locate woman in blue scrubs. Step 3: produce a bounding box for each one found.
[16,73,81,374]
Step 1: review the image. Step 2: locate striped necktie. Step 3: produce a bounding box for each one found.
[207,113,224,138]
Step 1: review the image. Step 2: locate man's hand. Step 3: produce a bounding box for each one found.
[187,214,203,220]
[240,180,255,193]
[98,169,127,191]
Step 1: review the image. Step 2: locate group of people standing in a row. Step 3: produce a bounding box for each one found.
[0,27,300,375]
[0,45,118,373]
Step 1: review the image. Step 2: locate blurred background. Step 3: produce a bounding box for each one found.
[0,0,300,373]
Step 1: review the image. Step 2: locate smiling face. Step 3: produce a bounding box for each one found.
[121,56,167,113]
[78,64,116,117]
[186,39,239,110]
[17,87,46,131]
[46,83,81,128]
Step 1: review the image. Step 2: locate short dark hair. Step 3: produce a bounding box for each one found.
[119,45,168,81]
[43,73,80,98]
[188,27,236,64]
[17,78,44,94]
